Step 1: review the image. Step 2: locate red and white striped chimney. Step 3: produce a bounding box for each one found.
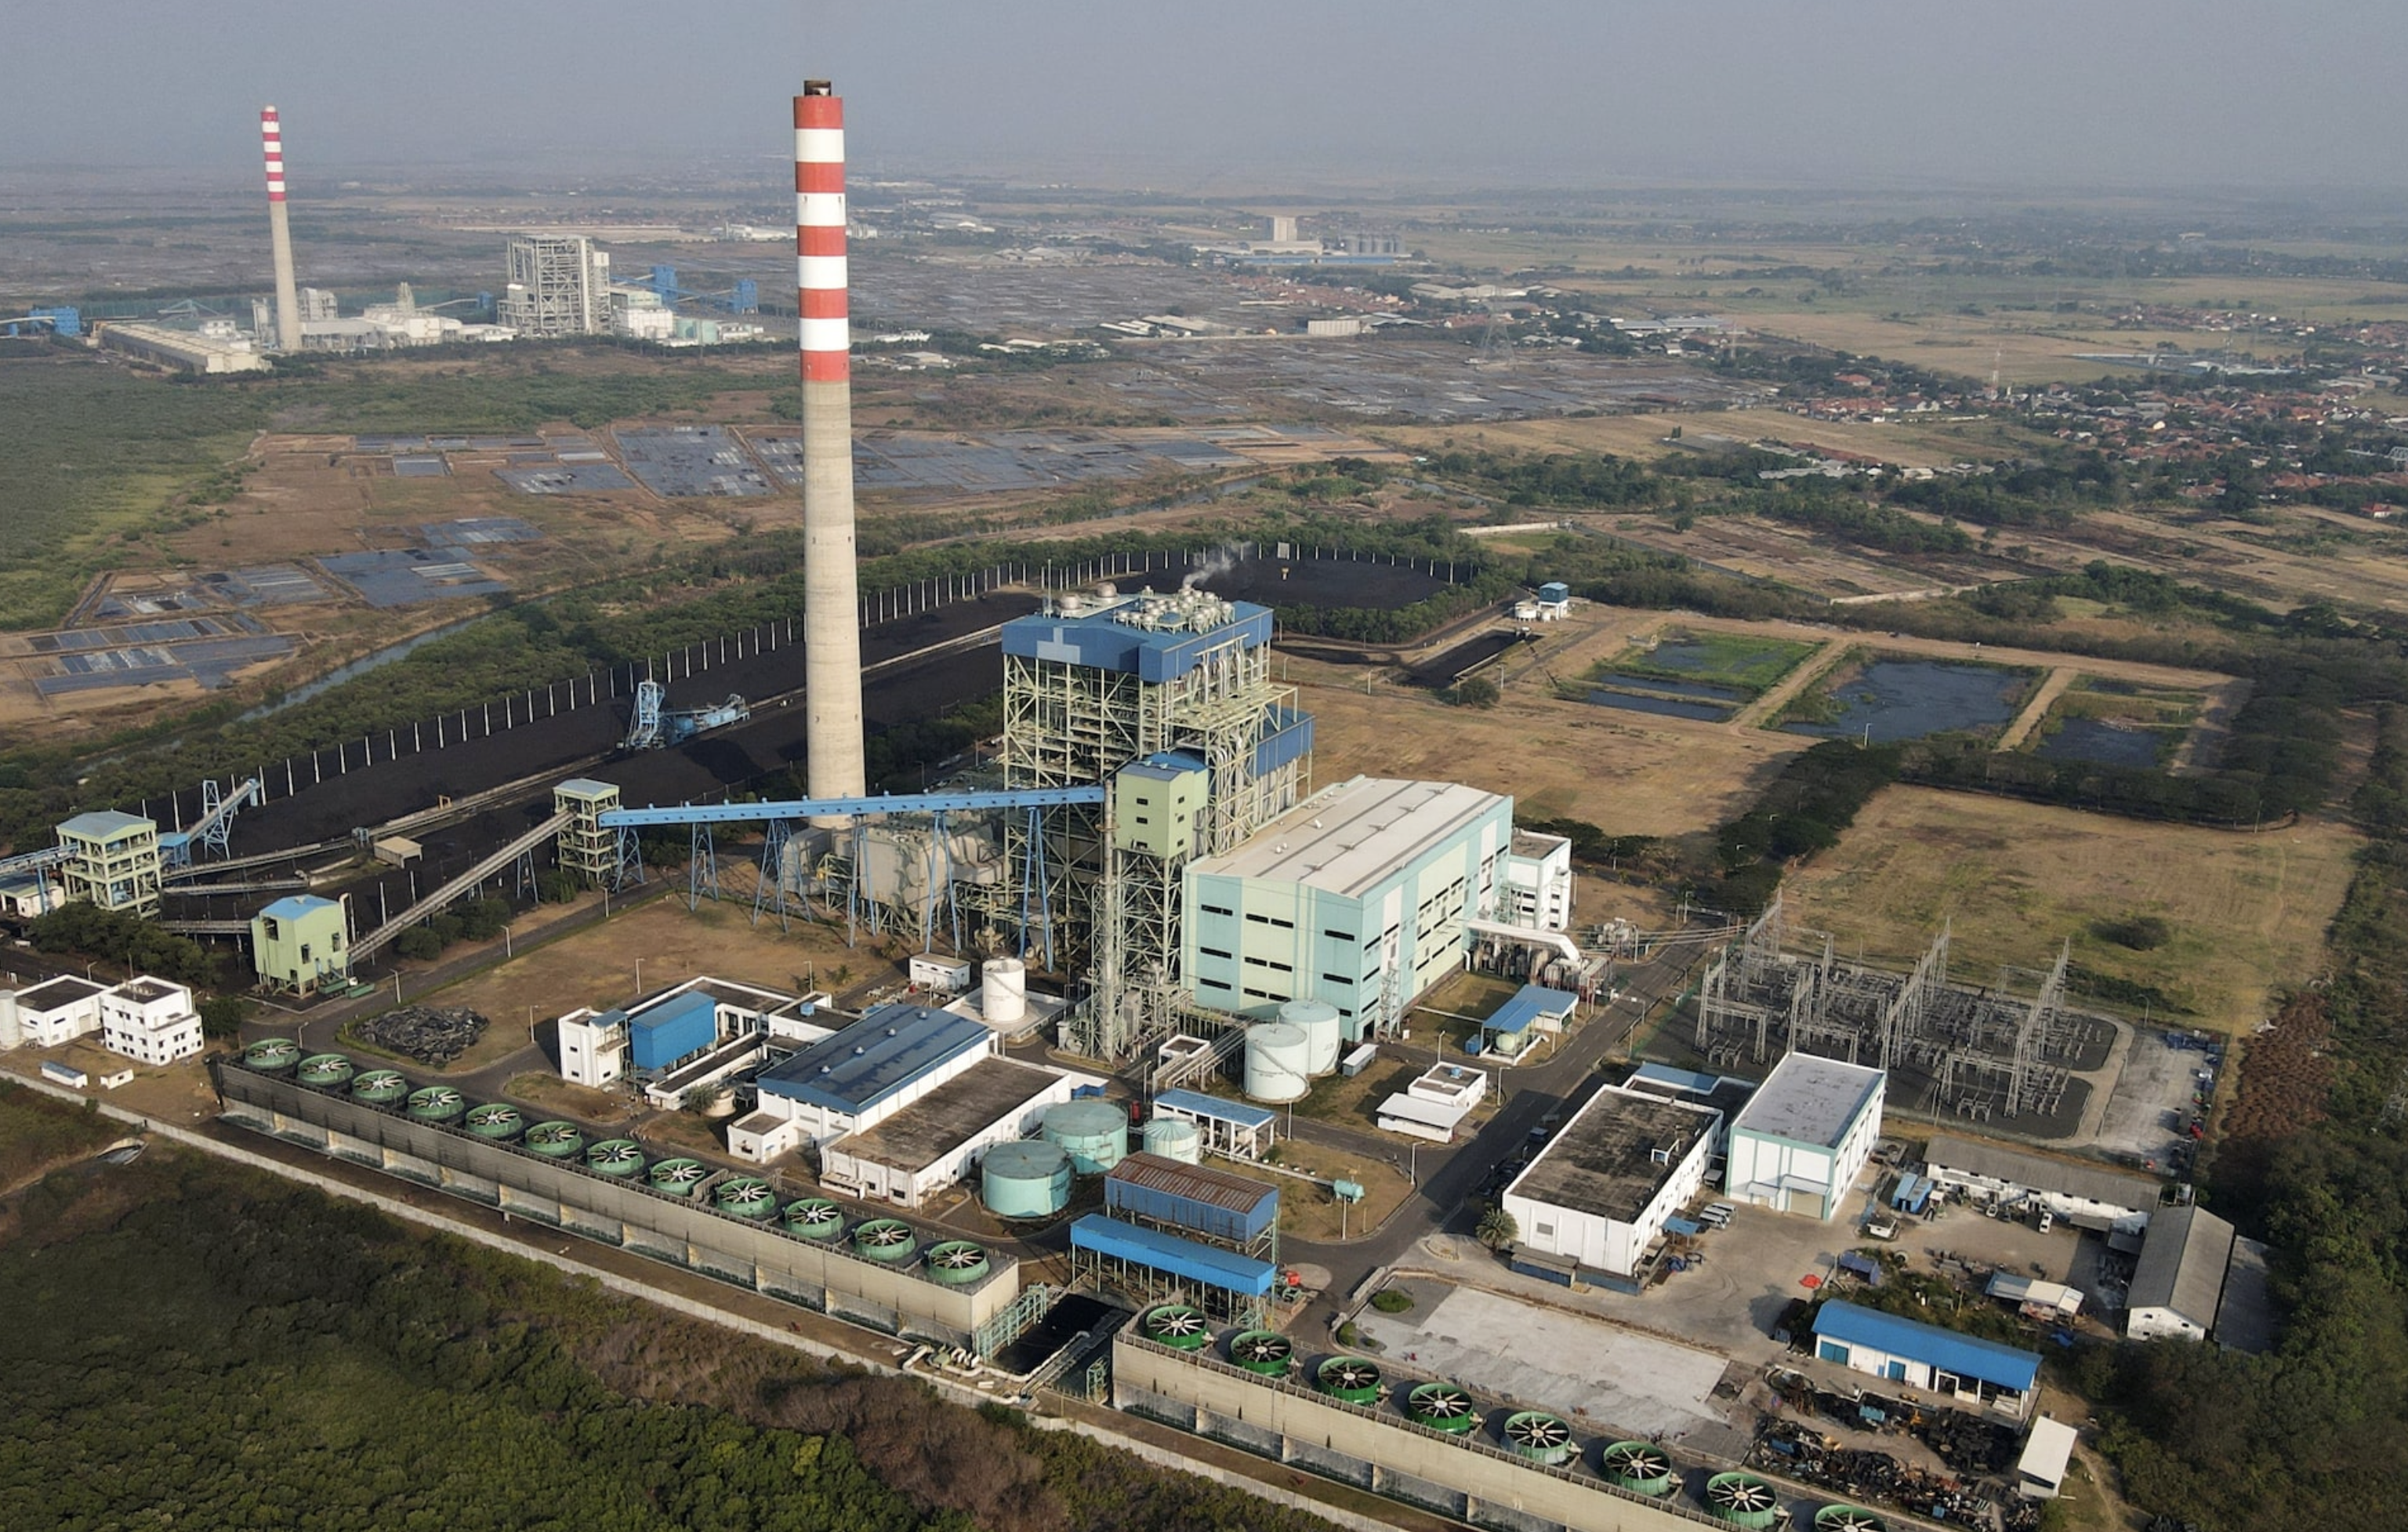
[794,82,866,807]
[260,107,303,353]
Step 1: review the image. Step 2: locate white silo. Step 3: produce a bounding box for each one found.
[982,958,1028,1029]
[0,989,18,1051]
[1243,1022,1311,1103]
[1281,998,1343,1075]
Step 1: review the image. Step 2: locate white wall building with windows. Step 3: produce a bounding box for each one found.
[98,976,202,1066]
[1724,1051,1885,1220]
[1184,776,1513,1037]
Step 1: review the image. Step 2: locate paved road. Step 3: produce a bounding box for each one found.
[1280,942,1709,1314]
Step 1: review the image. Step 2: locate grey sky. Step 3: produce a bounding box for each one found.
[7,1,2403,191]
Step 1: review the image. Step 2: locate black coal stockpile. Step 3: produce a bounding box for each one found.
[358,1005,488,1066]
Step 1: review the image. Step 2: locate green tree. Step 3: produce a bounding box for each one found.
[1476,1207,1519,1249]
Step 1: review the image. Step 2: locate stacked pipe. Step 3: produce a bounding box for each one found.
[795,82,866,810]
[260,107,302,352]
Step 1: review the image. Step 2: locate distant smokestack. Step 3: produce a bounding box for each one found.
[260,107,303,353]
[796,81,865,810]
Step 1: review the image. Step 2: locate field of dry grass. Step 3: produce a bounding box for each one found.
[1293,634,1807,843]
[415,895,872,1050]
[1780,786,2359,1034]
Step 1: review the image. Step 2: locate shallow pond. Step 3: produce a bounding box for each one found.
[1783,659,2026,742]
[2037,717,2167,768]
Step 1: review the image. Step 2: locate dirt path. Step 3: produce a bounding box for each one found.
[1994,666,2077,752]
[1728,637,1851,729]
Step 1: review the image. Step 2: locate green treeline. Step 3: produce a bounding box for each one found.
[0,1126,1336,1532]
[2062,703,2408,1532]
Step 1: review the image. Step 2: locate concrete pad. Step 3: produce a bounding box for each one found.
[1355,1282,1728,1441]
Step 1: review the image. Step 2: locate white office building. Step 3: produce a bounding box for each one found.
[1724,1051,1885,1220]
[99,976,203,1066]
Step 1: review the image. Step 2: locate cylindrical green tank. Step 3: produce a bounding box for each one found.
[1139,1304,1211,1350]
[1227,1331,1293,1375]
[1042,1099,1128,1174]
[350,1069,408,1109]
[524,1121,585,1159]
[296,1053,354,1090]
[585,1139,644,1177]
[782,1199,844,1240]
[464,1103,524,1141]
[648,1157,706,1196]
[981,1140,1073,1218]
[406,1085,467,1124]
[1704,1472,1780,1530]
[714,1177,777,1219]
[851,1218,917,1263]
[1814,1507,1887,1532]
[241,1038,300,1075]
[924,1241,991,1286]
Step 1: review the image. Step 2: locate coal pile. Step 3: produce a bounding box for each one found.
[357,1005,488,1066]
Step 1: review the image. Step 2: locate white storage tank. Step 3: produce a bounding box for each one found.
[982,958,1028,1028]
[1141,1116,1202,1164]
[1281,998,1343,1076]
[1244,1022,1311,1103]
[0,990,18,1051]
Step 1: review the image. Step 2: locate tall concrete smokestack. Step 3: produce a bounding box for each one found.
[260,107,303,353]
[796,82,865,807]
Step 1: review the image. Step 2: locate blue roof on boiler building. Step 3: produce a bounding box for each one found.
[1815,1299,2040,1392]
[1001,596,1272,683]
[757,1003,989,1113]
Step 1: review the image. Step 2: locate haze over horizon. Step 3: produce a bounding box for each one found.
[4,1,2403,197]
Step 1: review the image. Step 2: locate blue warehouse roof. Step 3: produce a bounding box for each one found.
[1153,1088,1276,1131]
[757,1004,989,1114]
[1485,983,1579,1036]
[1000,598,1272,683]
[630,989,716,1035]
[1070,1214,1278,1297]
[1815,1299,2040,1392]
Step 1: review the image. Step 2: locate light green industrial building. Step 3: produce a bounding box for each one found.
[56,810,161,917]
[251,895,351,994]
[1181,776,1512,1038]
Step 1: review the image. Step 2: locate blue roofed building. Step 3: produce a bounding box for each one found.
[1812,1299,2040,1420]
[747,1003,999,1150]
[628,989,717,1070]
[1071,1213,1278,1324]
[250,894,350,994]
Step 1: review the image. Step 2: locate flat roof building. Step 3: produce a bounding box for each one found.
[1725,1052,1885,1221]
[99,975,202,1067]
[821,1057,1075,1209]
[1184,775,1512,1036]
[7,975,107,1048]
[1502,1084,1719,1281]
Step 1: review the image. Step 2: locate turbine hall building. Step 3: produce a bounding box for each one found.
[1183,775,1512,1037]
